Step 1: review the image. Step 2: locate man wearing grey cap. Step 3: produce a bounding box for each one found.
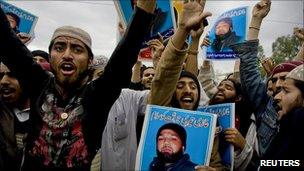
[0,0,156,170]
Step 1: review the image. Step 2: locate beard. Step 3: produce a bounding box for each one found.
[209,95,236,105]
[56,68,90,90]
[156,148,184,164]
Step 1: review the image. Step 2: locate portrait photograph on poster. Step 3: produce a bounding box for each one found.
[136,105,217,171]
[206,6,248,60]
[0,1,38,36]
[114,0,176,61]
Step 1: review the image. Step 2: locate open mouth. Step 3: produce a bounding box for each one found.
[273,102,282,113]
[216,91,224,96]
[214,92,225,99]
[0,87,15,97]
[60,62,76,76]
[181,96,194,104]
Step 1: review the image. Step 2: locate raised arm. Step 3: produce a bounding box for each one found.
[148,37,165,69]
[131,61,142,83]
[293,27,304,61]
[82,0,156,155]
[148,0,212,106]
[184,23,206,76]
[230,0,272,111]
[198,60,217,98]
[248,0,271,40]
[0,7,49,96]
[97,1,155,89]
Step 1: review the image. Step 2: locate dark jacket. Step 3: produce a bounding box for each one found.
[149,153,197,171]
[230,40,279,156]
[211,31,241,52]
[262,108,304,160]
[0,6,153,171]
[0,101,24,171]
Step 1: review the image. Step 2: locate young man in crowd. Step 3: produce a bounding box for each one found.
[31,50,51,72]
[0,63,30,170]
[148,0,227,170]
[0,0,156,170]
[230,0,303,157]
[101,1,213,170]
[261,65,304,169]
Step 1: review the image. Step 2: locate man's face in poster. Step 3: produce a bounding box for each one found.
[157,129,184,162]
[215,21,230,36]
[6,14,18,30]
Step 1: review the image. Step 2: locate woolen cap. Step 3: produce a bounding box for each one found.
[32,50,50,62]
[51,26,92,50]
[286,64,304,82]
[271,60,304,76]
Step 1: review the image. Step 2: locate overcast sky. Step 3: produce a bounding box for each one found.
[8,0,304,74]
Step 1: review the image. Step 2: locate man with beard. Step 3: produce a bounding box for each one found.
[0,63,30,170]
[260,65,304,170]
[148,0,224,170]
[229,0,304,157]
[209,78,259,170]
[210,17,241,52]
[0,1,156,170]
[149,123,196,171]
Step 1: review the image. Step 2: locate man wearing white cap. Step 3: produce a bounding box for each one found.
[261,65,304,168]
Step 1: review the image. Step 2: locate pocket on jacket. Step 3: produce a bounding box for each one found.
[113,113,128,141]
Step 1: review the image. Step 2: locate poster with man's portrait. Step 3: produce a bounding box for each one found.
[197,103,235,171]
[114,0,176,61]
[136,105,217,171]
[0,1,38,36]
[206,6,248,60]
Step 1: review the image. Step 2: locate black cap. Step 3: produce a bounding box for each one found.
[32,50,50,62]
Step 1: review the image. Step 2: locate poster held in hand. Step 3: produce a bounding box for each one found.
[136,105,217,170]
[197,103,235,171]
[114,0,176,61]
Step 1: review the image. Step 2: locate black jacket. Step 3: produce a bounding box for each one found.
[149,154,197,171]
[262,107,304,160]
[211,31,241,52]
[0,6,153,171]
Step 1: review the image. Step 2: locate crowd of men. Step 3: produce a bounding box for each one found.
[0,0,303,171]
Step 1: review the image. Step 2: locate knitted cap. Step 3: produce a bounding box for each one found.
[271,60,304,76]
[50,26,93,59]
[156,123,187,149]
[51,26,92,50]
[32,50,50,62]
[286,64,304,82]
